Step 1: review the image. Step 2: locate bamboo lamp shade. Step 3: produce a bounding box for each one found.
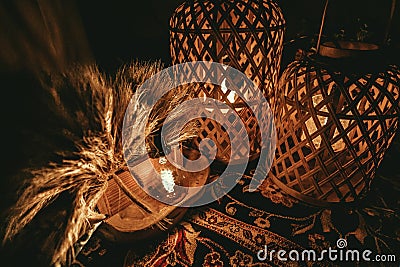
[270,51,400,206]
[169,0,285,99]
[169,0,285,164]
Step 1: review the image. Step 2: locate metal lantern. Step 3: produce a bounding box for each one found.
[169,0,285,164]
[270,47,400,205]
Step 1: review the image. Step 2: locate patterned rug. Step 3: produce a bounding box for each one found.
[73,165,400,267]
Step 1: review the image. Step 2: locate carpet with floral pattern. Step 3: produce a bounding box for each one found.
[73,159,400,267]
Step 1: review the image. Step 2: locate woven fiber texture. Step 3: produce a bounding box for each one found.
[270,58,400,205]
[169,0,285,164]
[170,0,285,99]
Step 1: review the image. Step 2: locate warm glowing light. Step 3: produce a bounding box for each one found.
[303,94,349,152]
[160,169,175,193]
[159,157,167,165]
[221,78,236,103]
[158,157,175,193]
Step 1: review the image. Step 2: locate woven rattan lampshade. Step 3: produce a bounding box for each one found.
[270,48,400,205]
[170,0,285,99]
[169,0,285,164]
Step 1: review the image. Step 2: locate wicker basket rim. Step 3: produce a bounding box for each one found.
[319,41,380,59]
[322,41,379,51]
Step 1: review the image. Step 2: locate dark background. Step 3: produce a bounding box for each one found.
[2,0,400,171]
[75,0,400,68]
[0,0,399,265]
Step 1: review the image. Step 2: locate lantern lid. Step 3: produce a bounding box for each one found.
[319,41,379,59]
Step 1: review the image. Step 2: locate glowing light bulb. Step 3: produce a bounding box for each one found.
[160,169,175,193]
[158,157,176,193]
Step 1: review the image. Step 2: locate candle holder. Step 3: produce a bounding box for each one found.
[97,152,209,242]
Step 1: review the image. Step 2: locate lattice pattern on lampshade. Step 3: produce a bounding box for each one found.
[169,0,285,164]
[170,0,285,99]
[171,62,270,164]
[270,58,400,205]
[190,85,262,163]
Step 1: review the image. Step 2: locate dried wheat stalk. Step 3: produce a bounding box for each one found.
[3,61,197,266]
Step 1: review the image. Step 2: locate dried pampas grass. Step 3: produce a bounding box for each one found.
[3,61,197,266]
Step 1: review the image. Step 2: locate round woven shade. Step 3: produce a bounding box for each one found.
[169,0,285,164]
[170,0,285,99]
[270,57,400,206]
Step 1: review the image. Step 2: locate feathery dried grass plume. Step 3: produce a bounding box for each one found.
[3,60,197,266]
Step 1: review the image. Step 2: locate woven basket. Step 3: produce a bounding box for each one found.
[270,47,400,206]
[169,0,285,164]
